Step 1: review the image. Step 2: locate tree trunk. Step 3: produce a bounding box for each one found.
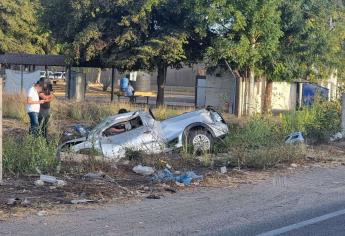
[156,62,167,107]
[96,68,101,84]
[248,68,255,115]
[263,80,273,114]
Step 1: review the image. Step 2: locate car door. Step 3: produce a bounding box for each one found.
[99,120,164,159]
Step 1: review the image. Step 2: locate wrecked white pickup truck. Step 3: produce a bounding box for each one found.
[57,107,229,160]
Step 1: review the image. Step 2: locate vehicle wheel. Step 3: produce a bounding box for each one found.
[187,129,213,155]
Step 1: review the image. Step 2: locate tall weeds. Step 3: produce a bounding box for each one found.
[3,134,59,176]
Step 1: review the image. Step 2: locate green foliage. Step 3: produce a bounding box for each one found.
[0,0,56,54]
[4,135,59,176]
[221,116,305,169]
[225,116,283,150]
[266,0,345,81]
[280,100,341,142]
[203,0,283,74]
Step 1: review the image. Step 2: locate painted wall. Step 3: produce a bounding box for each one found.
[271,82,297,112]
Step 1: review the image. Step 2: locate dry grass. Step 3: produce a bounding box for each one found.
[3,93,193,125]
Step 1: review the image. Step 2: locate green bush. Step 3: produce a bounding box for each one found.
[3,135,59,176]
[220,116,305,169]
[280,100,341,142]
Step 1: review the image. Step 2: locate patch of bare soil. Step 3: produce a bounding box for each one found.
[3,119,27,137]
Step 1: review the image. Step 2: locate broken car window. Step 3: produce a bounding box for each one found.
[103,116,143,137]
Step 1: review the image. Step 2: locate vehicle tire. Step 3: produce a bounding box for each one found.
[187,129,213,155]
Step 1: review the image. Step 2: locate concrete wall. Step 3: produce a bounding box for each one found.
[271,82,297,112]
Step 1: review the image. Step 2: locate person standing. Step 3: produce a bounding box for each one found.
[26,82,45,136]
[127,83,135,103]
[38,78,54,138]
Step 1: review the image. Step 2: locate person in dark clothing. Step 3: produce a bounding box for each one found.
[118,108,129,114]
[38,78,54,138]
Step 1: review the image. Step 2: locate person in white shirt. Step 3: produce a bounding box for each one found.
[26,82,46,135]
[126,83,135,103]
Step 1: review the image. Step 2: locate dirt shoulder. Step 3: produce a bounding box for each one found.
[2,118,345,221]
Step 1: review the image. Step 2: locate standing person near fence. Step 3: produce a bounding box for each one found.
[26,81,45,136]
[38,78,54,139]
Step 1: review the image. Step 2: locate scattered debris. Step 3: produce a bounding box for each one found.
[166,164,172,169]
[70,199,95,204]
[146,194,161,199]
[133,165,155,176]
[175,171,203,185]
[285,132,304,144]
[7,198,20,206]
[83,172,106,180]
[152,168,175,182]
[330,132,344,142]
[34,179,45,187]
[220,166,227,174]
[37,210,48,216]
[40,175,57,184]
[56,180,66,187]
[290,163,298,168]
[21,198,31,206]
[152,169,203,186]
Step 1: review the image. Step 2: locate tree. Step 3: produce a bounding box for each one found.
[0,0,55,54]
[202,0,283,115]
[42,0,208,106]
[262,0,345,112]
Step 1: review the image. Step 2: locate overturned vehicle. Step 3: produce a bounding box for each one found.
[57,107,229,160]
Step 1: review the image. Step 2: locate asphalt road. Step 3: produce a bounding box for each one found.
[1,166,345,236]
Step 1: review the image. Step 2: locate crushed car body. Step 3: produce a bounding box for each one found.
[57,107,229,160]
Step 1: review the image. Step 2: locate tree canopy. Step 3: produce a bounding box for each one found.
[0,0,57,54]
[41,0,208,105]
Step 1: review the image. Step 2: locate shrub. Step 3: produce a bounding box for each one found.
[220,116,305,169]
[280,100,341,142]
[3,134,59,176]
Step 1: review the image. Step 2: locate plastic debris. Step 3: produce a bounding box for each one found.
[37,211,48,216]
[175,171,203,185]
[285,132,304,144]
[132,165,155,176]
[34,179,45,186]
[152,168,175,182]
[21,198,31,206]
[56,180,66,187]
[40,175,57,184]
[7,198,20,206]
[83,172,105,180]
[220,166,227,174]
[70,199,95,204]
[166,164,172,169]
[330,132,344,142]
[152,169,203,186]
